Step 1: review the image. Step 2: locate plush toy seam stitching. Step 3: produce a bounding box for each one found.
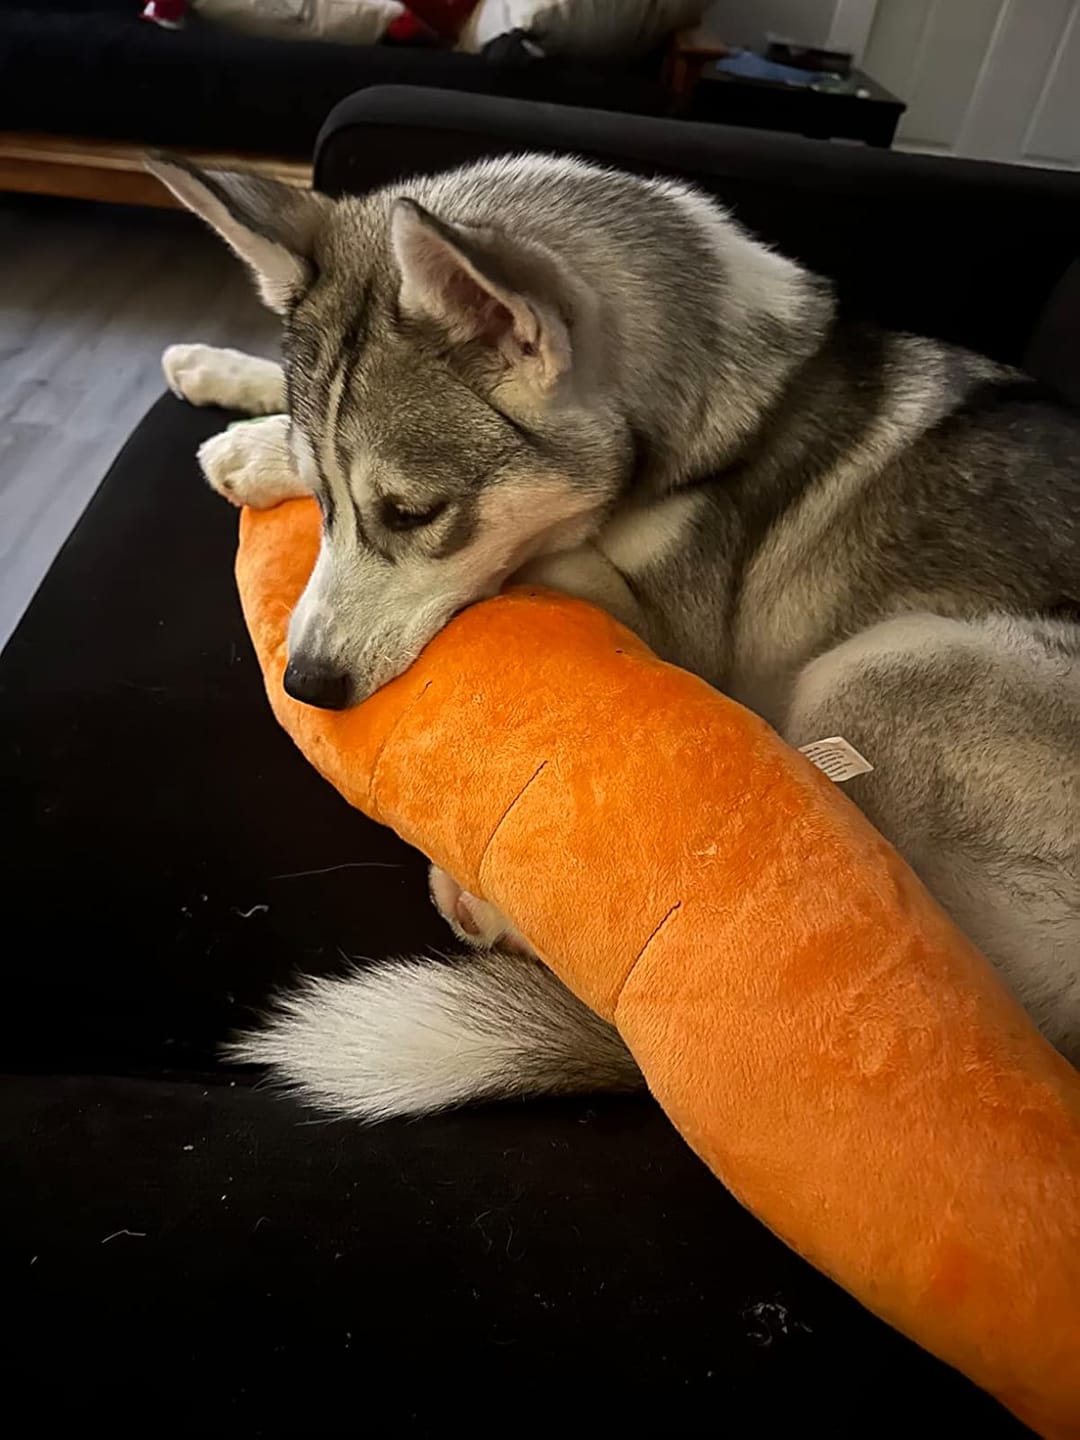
[369,680,434,815]
[476,759,550,888]
[614,900,683,1015]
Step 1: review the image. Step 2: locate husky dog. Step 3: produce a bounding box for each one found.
[148,152,1080,1118]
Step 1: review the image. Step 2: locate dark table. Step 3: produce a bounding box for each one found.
[667,33,905,148]
[692,61,904,146]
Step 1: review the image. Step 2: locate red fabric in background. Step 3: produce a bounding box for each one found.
[388,0,481,43]
[140,0,187,26]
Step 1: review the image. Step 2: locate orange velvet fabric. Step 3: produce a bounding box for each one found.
[237,498,1080,1437]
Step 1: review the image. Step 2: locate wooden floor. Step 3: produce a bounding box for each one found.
[0,131,312,209]
[0,195,278,650]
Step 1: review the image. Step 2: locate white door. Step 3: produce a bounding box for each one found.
[852,0,1080,167]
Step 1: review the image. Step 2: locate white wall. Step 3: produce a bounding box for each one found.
[863,0,1080,168]
[701,0,841,50]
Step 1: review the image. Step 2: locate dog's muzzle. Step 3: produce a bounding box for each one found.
[283,659,351,711]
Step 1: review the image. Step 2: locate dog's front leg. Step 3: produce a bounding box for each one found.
[197,416,307,510]
[163,343,286,415]
[428,866,536,958]
[513,544,647,638]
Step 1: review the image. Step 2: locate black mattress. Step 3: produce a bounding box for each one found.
[0,395,1026,1434]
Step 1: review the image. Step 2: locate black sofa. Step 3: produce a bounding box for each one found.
[4,87,1079,1435]
[0,1,668,156]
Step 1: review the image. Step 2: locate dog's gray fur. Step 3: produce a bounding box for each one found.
[150,151,1080,1118]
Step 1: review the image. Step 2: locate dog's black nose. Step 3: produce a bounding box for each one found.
[283,660,350,711]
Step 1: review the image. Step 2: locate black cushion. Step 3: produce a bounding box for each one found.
[0,11,666,155]
[0,397,441,1077]
[317,87,1080,369]
[0,395,1025,1434]
[1025,259,1080,404]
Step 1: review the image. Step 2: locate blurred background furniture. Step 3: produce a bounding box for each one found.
[0,0,671,203]
[694,0,1080,170]
[668,25,903,144]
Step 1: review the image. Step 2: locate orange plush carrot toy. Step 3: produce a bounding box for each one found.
[236,497,1080,1438]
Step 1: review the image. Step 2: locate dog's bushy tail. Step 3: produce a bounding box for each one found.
[227,951,642,1120]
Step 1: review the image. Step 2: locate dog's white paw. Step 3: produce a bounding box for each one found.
[428,865,535,956]
[197,416,304,509]
[163,343,286,414]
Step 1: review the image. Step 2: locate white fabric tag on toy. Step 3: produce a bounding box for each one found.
[798,736,874,783]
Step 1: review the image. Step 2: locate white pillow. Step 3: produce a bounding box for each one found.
[460,0,705,57]
[194,0,403,45]
[458,2,546,53]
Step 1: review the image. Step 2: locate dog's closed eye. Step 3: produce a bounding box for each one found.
[381,497,448,532]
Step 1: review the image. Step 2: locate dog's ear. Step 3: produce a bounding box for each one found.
[146,153,326,313]
[391,197,571,391]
